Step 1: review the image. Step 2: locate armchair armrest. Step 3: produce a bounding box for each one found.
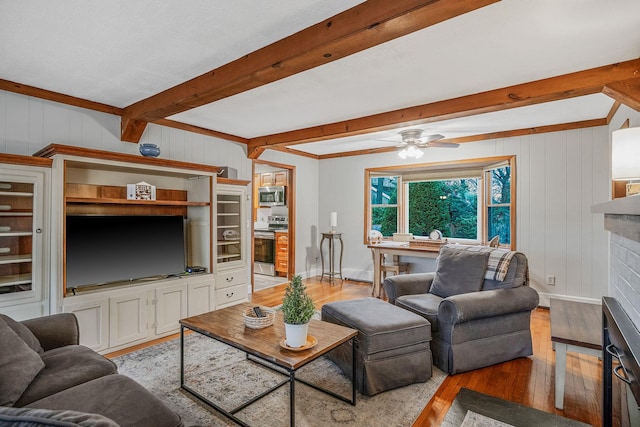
[383,273,435,304]
[21,313,79,351]
[438,286,539,324]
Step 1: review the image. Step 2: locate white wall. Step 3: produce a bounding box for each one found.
[0,89,624,305]
[318,127,612,304]
[607,104,640,324]
[0,91,252,177]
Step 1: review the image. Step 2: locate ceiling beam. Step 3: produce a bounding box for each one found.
[315,117,609,159]
[247,58,640,152]
[0,78,122,115]
[120,0,501,142]
[602,77,640,111]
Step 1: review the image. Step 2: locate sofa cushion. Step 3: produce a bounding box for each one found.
[396,293,443,333]
[430,247,490,298]
[0,406,119,427]
[322,297,431,354]
[28,374,184,427]
[14,345,117,407]
[0,314,44,354]
[0,316,45,407]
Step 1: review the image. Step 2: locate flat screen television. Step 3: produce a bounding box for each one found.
[66,215,186,290]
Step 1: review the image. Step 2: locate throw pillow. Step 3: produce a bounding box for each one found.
[0,314,44,354]
[0,406,119,427]
[429,247,490,298]
[0,316,45,406]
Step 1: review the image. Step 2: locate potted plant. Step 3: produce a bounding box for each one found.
[281,275,316,347]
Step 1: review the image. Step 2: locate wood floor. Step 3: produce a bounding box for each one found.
[251,277,623,427]
[109,276,625,426]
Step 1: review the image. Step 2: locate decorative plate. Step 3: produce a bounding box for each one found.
[279,335,318,352]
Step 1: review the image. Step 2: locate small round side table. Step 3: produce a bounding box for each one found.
[320,232,343,283]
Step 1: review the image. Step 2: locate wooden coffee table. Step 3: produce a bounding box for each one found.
[549,298,602,410]
[179,302,358,427]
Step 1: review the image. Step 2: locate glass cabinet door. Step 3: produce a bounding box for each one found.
[0,180,38,299]
[216,190,242,265]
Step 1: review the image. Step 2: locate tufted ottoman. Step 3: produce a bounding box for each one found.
[321,297,433,396]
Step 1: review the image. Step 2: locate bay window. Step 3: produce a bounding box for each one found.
[365,156,515,248]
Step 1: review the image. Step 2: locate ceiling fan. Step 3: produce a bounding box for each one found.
[386,129,459,159]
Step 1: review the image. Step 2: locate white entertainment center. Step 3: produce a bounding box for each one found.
[0,145,250,353]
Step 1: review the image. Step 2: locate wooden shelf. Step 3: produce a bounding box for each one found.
[0,255,32,264]
[217,240,240,245]
[66,197,209,207]
[0,231,32,237]
[0,273,32,288]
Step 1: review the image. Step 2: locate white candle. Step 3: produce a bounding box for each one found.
[330,212,337,227]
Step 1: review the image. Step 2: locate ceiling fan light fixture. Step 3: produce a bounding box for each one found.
[398,143,423,159]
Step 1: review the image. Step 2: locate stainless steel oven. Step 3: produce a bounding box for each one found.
[254,230,276,276]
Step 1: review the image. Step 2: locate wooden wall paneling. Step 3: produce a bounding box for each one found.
[0,91,6,150]
[590,126,610,298]
[545,132,568,295]
[5,92,29,155]
[565,130,583,297]
[28,95,45,151]
[514,136,531,257]
[528,134,547,291]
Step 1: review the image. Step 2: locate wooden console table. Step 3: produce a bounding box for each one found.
[550,298,602,410]
[368,243,440,298]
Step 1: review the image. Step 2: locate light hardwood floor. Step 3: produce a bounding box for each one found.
[250,277,623,427]
[109,276,624,426]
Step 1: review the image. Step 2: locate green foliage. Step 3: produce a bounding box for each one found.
[408,179,478,239]
[281,275,315,325]
[372,206,397,236]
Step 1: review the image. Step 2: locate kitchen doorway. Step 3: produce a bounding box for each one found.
[252,160,295,292]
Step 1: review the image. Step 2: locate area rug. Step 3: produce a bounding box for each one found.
[113,333,446,427]
[440,388,590,427]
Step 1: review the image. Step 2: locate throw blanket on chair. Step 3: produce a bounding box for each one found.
[443,244,515,281]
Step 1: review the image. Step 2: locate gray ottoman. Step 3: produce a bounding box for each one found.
[321,297,433,396]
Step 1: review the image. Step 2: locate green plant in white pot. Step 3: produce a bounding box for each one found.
[281,275,315,347]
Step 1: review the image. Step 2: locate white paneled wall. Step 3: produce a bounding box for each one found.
[0,90,252,178]
[318,127,611,303]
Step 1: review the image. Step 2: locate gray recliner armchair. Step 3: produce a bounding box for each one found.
[383,244,539,374]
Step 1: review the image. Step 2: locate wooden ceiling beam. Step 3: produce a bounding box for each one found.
[315,118,609,159]
[120,0,500,142]
[247,58,640,152]
[0,78,122,115]
[602,77,640,111]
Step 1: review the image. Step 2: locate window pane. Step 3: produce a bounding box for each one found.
[488,206,510,244]
[371,206,397,237]
[491,167,511,204]
[408,179,478,239]
[370,177,397,205]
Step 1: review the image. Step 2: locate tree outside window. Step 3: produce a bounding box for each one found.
[370,176,398,237]
[408,179,478,239]
[486,166,511,244]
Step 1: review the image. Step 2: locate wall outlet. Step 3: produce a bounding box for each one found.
[546,275,556,286]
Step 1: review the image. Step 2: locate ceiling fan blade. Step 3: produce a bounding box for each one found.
[427,141,459,148]
[423,133,445,142]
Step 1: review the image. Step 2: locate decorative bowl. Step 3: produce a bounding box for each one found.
[139,143,161,157]
[242,307,276,329]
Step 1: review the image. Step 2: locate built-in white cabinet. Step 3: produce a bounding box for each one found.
[215,183,249,309]
[65,274,215,353]
[0,158,51,320]
[109,289,148,348]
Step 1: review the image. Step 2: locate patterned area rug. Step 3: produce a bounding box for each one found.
[113,333,446,427]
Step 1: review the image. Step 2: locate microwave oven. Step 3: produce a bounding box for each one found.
[258,186,286,206]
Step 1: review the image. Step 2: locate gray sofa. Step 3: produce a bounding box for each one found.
[383,244,539,374]
[0,312,183,427]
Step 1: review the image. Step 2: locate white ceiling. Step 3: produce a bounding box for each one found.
[1,0,639,157]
